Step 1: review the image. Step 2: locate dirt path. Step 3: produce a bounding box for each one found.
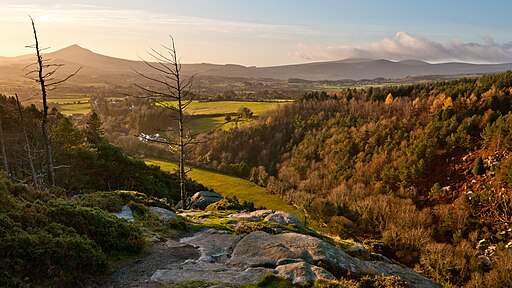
[92,237,201,288]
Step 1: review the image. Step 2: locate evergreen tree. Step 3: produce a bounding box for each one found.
[473,156,485,176]
[84,111,105,144]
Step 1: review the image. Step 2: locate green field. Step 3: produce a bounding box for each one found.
[46,97,91,115]
[187,116,253,133]
[47,97,90,104]
[56,103,91,115]
[159,100,290,116]
[169,100,290,133]
[145,158,304,220]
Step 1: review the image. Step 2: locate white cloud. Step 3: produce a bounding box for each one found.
[291,32,512,63]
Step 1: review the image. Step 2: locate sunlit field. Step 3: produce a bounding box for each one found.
[145,158,304,220]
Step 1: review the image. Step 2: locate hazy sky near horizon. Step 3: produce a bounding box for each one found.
[1,0,511,66]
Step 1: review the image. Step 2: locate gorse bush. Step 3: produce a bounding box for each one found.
[0,223,108,287]
[79,190,174,212]
[0,175,145,287]
[46,201,145,254]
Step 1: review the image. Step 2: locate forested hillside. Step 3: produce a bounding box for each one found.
[191,71,512,287]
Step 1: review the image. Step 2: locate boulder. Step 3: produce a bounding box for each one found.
[228,231,358,273]
[276,262,336,283]
[111,205,134,222]
[230,210,274,221]
[143,213,438,288]
[229,231,438,288]
[149,206,177,222]
[264,211,303,227]
[347,245,371,260]
[180,229,243,263]
[188,191,223,210]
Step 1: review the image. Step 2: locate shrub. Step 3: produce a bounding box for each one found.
[329,216,357,239]
[473,156,485,176]
[250,274,295,288]
[205,197,244,211]
[205,196,256,212]
[466,250,512,288]
[0,223,107,287]
[79,191,125,212]
[46,201,145,254]
[417,241,479,286]
[79,190,174,212]
[358,275,408,288]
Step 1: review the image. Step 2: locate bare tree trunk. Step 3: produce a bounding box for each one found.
[134,37,194,209]
[179,111,186,209]
[171,43,187,209]
[16,94,38,189]
[29,17,54,186]
[176,61,186,209]
[0,114,9,175]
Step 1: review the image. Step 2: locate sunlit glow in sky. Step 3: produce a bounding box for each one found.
[1,0,511,66]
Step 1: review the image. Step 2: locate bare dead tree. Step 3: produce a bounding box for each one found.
[15,93,39,189]
[0,106,8,175]
[24,16,81,186]
[134,36,195,209]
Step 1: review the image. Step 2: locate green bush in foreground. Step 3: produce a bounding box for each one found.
[0,221,107,287]
[47,201,145,254]
[0,175,146,287]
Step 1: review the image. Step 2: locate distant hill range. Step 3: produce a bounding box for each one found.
[1,44,512,81]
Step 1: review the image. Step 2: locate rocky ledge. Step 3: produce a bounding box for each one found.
[146,210,438,288]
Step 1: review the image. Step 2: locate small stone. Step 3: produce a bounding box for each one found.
[347,245,371,260]
[188,191,223,210]
[149,206,177,222]
[111,205,134,222]
[264,211,303,227]
[276,262,335,283]
[230,210,274,221]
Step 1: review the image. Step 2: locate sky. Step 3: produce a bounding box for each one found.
[0,0,511,66]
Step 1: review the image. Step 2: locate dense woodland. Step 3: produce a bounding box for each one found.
[190,71,512,287]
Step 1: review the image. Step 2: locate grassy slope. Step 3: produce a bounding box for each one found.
[145,158,304,220]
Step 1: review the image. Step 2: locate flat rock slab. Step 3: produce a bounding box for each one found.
[151,263,273,285]
[180,229,243,263]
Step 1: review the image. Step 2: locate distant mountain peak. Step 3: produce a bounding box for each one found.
[54,44,93,54]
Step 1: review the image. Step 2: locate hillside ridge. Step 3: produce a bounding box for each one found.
[1,44,512,80]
